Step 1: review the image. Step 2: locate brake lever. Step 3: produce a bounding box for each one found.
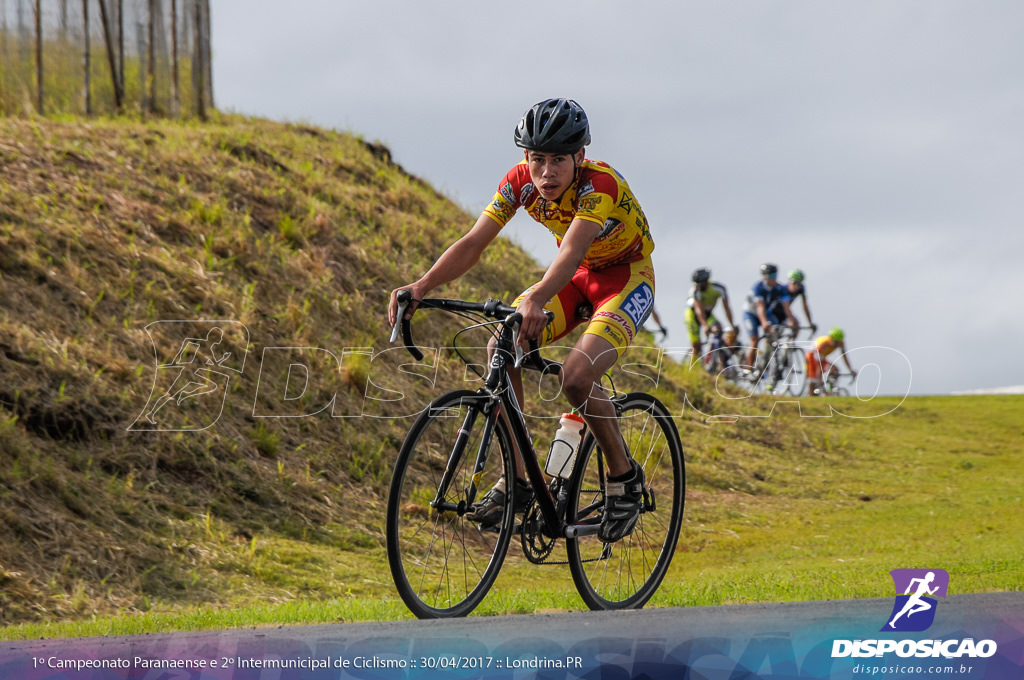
[508,314,526,368]
[509,310,555,369]
[389,297,409,344]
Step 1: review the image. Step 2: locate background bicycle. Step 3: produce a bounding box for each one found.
[385,293,685,618]
[774,325,817,396]
[733,325,816,396]
[700,322,743,384]
[816,368,855,397]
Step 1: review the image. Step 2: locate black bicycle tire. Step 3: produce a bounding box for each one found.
[386,389,516,618]
[565,392,685,610]
[784,347,807,396]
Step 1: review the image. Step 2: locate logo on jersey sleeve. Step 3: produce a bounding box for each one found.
[499,181,517,205]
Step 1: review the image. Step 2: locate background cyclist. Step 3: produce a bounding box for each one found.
[742,263,798,370]
[806,327,858,396]
[685,267,735,364]
[645,306,669,341]
[388,98,653,543]
[769,268,817,336]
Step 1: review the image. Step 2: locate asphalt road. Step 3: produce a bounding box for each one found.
[3,593,1021,679]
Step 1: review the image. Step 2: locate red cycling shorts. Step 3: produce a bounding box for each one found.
[513,256,655,357]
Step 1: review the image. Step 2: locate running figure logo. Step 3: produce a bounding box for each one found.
[130,321,249,432]
[882,568,949,632]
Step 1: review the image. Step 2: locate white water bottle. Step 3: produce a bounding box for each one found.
[545,412,585,478]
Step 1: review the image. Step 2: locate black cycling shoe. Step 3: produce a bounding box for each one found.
[598,461,646,543]
[468,476,534,528]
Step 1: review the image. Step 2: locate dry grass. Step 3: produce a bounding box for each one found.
[0,113,552,623]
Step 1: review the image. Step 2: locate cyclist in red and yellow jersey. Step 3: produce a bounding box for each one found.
[806,327,858,396]
[389,98,654,543]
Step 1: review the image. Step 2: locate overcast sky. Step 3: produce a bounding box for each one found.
[211,1,1024,396]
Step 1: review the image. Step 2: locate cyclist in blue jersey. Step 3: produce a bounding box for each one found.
[743,263,797,369]
[769,269,817,335]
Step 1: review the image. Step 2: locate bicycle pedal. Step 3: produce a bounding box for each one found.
[644,487,657,513]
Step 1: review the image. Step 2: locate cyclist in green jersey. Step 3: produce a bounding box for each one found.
[685,267,735,364]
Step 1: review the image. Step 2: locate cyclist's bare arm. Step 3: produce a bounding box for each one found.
[516,218,599,341]
[756,300,771,329]
[693,302,709,329]
[781,300,798,327]
[838,341,858,376]
[388,214,503,326]
[800,296,814,329]
[722,297,735,328]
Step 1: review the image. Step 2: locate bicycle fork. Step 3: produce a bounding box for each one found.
[428,398,492,514]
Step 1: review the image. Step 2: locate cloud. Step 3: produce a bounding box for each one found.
[211,0,1024,394]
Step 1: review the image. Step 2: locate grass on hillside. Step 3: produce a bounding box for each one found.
[0,115,1020,640]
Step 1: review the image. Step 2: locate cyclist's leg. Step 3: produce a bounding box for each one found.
[683,307,701,364]
[806,349,823,395]
[821,358,836,391]
[757,311,783,373]
[568,259,655,477]
[572,260,656,542]
[742,312,761,368]
[701,314,721,369]
[561,333,629,475]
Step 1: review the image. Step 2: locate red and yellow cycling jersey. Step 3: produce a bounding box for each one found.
[483,159,655,270]
[812,335,839,357]
[806,335,841,380]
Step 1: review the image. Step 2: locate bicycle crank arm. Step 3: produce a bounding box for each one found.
[429,499,466,514]
[563,522,602,538]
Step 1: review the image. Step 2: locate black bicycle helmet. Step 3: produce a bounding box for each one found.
[760,263,778,276]
[514,98,591,154]
[692,267,711,283]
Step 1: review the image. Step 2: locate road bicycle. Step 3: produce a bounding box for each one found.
[385,291,685,618]
[700,323,743,383]
[773,325,816,396]
[816,368,854,397]
[734,325,786,395]
[737,325,812,396]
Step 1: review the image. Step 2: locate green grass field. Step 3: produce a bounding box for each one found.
[3,393,1019,640]
[0,116,1019,641]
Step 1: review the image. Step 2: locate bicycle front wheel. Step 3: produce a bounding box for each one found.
[783,347,807,396]
[566,392,685,610]
[386,389,515,618]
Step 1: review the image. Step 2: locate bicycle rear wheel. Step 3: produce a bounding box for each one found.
[566,392,685,610]
[386,389,515,618]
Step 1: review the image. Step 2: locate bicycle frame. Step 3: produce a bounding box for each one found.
[392,293,601,542]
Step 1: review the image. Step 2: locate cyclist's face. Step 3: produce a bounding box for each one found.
[526,149,583,199]
[763,274,778,287]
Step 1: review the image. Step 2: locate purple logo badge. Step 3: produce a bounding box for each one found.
[882,568,949,632]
